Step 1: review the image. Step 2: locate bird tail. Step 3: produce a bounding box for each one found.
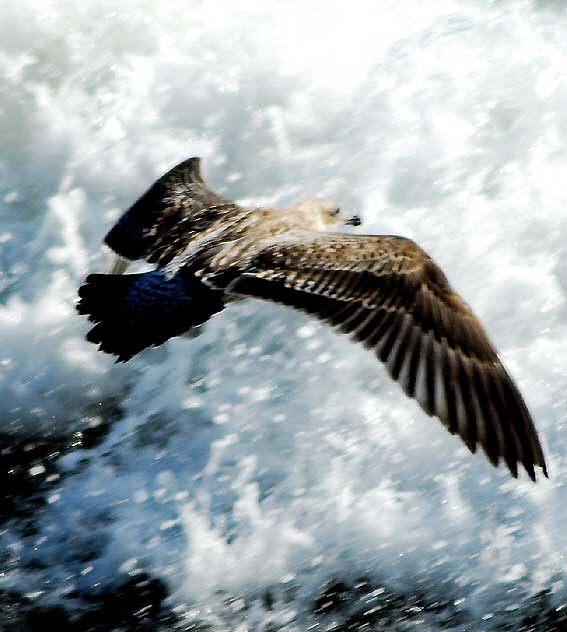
[77,268,225,361]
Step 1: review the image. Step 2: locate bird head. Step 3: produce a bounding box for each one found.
[291,198,361,231]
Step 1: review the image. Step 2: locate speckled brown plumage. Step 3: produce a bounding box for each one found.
[78,157,547,481]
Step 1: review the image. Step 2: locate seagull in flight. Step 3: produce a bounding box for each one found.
[78,157,547,481]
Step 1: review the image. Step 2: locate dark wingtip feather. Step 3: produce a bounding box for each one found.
[183,157,203,182]
[505,449,519,479]
[492,363,547,482]
[103,157,205,261]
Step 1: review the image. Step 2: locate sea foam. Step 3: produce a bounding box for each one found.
[1,1,566,629]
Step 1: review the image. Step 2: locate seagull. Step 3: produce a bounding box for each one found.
[78,157,547,481]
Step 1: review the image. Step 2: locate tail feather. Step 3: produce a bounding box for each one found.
[77,269,224,361]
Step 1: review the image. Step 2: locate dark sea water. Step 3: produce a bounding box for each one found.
[1,1,566,629]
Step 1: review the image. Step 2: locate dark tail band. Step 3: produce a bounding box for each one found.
[77,268,224,362]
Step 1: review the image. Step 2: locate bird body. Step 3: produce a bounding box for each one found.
[78,157,547,481]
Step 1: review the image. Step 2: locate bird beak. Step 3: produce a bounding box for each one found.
[345,215,361,226]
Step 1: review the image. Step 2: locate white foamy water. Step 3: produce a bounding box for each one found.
[1,1,566,629]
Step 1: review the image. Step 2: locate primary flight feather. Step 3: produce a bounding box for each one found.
[77,157,547,481]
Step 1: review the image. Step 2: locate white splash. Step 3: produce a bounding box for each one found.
[1,0,566,628]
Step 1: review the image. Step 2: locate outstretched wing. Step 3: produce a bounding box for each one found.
[221,232,547,481]
[105,157,242,266]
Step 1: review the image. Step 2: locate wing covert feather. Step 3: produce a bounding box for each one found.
[224,232,547,480]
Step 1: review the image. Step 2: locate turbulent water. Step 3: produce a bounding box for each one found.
[1,1,566,630]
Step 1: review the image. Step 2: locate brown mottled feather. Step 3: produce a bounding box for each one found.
[222,233,547,480]
[105,157,244,266]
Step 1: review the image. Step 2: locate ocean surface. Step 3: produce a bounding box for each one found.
[1,1,566,630]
